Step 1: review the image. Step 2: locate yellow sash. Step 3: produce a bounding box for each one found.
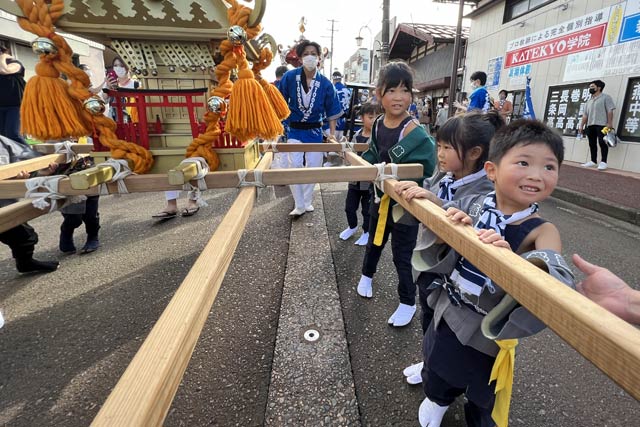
[373,194,390,246]
[490,338,518,427]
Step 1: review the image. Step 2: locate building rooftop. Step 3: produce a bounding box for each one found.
[389,23,470,60]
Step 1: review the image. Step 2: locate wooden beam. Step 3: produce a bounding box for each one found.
[92,153,274,426]
[68,160,136,190]
[168,162,199,186]
[0,164,424,198]
[32,143,95,155]
[259,142,370,152]
[345,151,640,400]
[0,154,70,181]
[0,200,48,233]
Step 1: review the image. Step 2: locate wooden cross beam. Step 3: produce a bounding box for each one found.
[68,160,136,190]
[345,151,640,400]
[0,154,78,181]
[32,143,94,155]
[92,152,275,426]
[0,164,424,198]
[259,142,370,152]
[0,200,48,233]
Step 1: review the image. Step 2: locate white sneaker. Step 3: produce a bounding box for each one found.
[418,396,449,427]
[354,232,369,246]
[289,207,305,216]
[581,161,596,168]
[339,227,358,240]
[597,162,608,170]
[305,205,314,212]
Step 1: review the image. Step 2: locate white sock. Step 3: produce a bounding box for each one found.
[418,396,449,427]
[407,372,423,385]
[340,227,358,240]
[357,275,373,298]
[390,303,416,327]
[403,361,423,378]
[354,232,369,246]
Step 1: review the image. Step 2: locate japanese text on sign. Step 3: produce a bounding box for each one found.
[618,77,640,142]
[506,25,607,68]
[543,83,591,137]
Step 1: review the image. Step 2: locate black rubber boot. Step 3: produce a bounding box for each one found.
[16,257,59,273]
[59,230,76,254]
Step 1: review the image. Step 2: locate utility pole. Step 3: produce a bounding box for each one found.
[448,0,465,117]
[326,19,338,75]
[381,0,390,66]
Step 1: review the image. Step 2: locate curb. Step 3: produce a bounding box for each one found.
[552,187,640,226]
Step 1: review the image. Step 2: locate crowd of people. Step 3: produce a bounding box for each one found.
[1,38,638,426]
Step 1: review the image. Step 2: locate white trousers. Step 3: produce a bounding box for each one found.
[165,190,180,201]
[287,139,323,209]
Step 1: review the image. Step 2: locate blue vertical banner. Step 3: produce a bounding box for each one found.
[523,76,536,120]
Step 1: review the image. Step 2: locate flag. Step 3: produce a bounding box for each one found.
[522,76,536,120]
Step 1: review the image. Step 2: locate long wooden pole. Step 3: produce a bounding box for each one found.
[0,164,424,198]
[0,154,75,181]
[259,142,370,152]
[0,200,48,233]
[346,152,640,400]
[91,153,274,426]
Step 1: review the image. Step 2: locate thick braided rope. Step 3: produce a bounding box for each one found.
[16,0,154,174]
[184,2,251,167]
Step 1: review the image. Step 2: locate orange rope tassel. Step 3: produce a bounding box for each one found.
[20,60,88,140]
[227,68,283,142]
[261,79,290,121]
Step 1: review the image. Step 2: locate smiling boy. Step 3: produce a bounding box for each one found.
[416,120,575,427]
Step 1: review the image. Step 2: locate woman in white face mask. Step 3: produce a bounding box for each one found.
[276,40,344,216]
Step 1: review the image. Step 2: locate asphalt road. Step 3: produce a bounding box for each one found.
[0,183,638,426]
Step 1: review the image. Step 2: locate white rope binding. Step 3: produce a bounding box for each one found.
[237,169,265,188]
[96,159,134,195]
[180,157,210,207]
[340,141,356,152]
[24,176,76,212]
[262,140,278,153]
[53,140,79,164]
[372,162,398,203]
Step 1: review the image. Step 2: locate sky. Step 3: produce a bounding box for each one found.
[259,0,469,81]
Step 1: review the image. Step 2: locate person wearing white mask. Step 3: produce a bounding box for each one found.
[277,40,343,216]
[79,64,105,96]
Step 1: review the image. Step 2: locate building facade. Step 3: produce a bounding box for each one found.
[465,0,640,172]
[343,48,372,84]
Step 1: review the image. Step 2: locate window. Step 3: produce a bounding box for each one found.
[504,0,555,23]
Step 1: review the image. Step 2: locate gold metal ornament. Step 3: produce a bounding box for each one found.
[227,25,247,46]
[31,37,58,55]
[207,96,225,113]
[83,96,107,115]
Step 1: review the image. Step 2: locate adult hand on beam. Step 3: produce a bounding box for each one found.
[573,254,640,324]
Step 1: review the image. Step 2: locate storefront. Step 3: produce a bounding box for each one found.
[465,0,640,173]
